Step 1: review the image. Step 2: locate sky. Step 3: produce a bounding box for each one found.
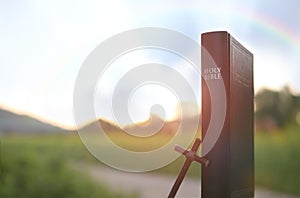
[0,0,300,129]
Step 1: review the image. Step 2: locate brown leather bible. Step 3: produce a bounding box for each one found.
[201,31,254,198]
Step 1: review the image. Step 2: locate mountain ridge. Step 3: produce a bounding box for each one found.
[0,106,201,135]
[79,113,201,135]
[0,108,71,133]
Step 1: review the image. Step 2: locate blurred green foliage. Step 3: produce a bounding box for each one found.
[1,126,300,197]
[255,124,300,196]
[255,86,300,128]
[0,134,137,198]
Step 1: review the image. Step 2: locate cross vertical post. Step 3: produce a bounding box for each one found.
[168,138,209,198]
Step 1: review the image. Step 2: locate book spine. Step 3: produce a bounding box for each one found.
[201,31,230,198]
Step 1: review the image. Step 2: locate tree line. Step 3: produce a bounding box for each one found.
[255,86,300,131]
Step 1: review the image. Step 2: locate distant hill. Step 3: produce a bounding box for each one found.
[79,113,201,135]
[123,113,179,136]
[0,108,70,134]
[79,118,121,133]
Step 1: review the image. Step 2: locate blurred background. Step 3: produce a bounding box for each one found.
[0,0,300,197]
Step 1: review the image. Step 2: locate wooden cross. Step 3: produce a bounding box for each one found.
[168,138,209,198]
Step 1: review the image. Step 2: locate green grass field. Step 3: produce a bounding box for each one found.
[255,125,300,196]
[0,134,137,198]
[1,125,300,197]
